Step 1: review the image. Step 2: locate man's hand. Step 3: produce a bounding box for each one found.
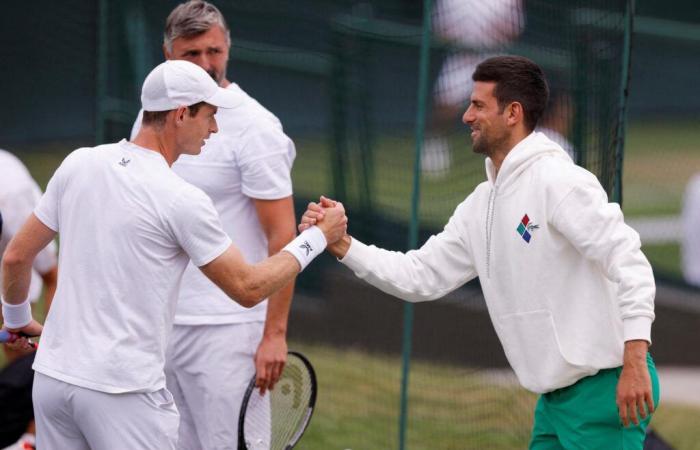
[7,319,43,337]
[298,202,324,233]
[2,319,42,351]
[254,332,287,395]
[616,340,654,427]
[313,197,347,245]
[299,196,336,232]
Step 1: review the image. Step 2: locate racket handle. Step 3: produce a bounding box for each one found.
[0,329,14,343]
[0,329,38,349]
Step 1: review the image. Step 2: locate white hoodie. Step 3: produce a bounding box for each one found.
[340,132,655,394]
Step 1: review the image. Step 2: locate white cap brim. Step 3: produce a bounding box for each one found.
[204,87,241,109]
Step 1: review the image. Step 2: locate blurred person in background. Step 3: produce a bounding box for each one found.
[0,148,58,450]
[130,1,297,448]
[682,173,700,287]
[535,91,575,161]
[423,0,524,177]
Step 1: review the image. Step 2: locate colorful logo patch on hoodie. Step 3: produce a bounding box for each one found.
[516,214,539,243]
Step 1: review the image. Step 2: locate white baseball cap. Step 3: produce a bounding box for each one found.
[141,60,239,111]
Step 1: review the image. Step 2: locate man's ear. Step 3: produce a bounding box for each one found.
[163,44,171,60]
[506,101,524,126]
[173,106,189,126]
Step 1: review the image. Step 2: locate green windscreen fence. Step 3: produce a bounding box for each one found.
[94,1,633,448]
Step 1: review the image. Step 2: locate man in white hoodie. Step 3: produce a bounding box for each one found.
[301,56,658,449]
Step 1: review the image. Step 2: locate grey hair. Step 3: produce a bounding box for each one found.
[164,1,231,52]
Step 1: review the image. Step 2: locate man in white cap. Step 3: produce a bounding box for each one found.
[0,59,347,450]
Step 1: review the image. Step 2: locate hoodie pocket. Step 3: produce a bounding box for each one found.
[496,309,588,393]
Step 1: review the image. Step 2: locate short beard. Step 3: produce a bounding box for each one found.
[472,132,509,158]
[472,137,488,155]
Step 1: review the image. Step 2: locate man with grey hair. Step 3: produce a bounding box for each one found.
[131,1,299,448]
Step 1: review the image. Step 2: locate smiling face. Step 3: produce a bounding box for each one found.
[165,25,230,85]
[176,103,219,156]
[462,81,511,158]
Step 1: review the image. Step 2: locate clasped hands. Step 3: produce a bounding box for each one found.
[300,196,350,258]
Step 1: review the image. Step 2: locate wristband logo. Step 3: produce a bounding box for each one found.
[300,241,313,256]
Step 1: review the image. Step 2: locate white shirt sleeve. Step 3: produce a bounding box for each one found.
[550,170,655,343]
[340,200,478,302]
[167,185,232,267]
[238,127,295,200]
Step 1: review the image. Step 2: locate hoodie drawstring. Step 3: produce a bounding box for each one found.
[486,185,498,278]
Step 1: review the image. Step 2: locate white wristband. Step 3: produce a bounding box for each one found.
[1,297,33,329]
[283,226,327,271]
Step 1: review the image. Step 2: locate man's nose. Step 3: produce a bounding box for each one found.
[462,107,474,125]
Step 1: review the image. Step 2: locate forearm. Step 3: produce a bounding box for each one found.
[263,281,294,337]
[340,235,474,303]
[1,250,35,330]
[203,219,336,309]
[252,195,298,317]
[262,227,296,337]
[238,252,300,307]
[2,251,33,304]
[41,266,59,311]
[254,228,296,391]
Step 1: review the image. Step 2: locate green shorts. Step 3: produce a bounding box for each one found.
[529,353,659,450]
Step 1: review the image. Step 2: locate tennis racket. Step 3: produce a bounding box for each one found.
[0,329,37,349]
[238,351,317,450]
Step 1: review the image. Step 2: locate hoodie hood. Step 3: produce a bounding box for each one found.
[485,131,573,191]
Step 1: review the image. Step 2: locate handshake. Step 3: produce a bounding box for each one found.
[299,196,351,259]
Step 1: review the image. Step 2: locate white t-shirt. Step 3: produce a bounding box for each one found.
[32,140,232,393]
[0,149,57,303]
[682,174,700,287]
[131,82,295,325]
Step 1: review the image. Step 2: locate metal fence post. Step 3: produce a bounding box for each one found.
[399,1,432,448]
